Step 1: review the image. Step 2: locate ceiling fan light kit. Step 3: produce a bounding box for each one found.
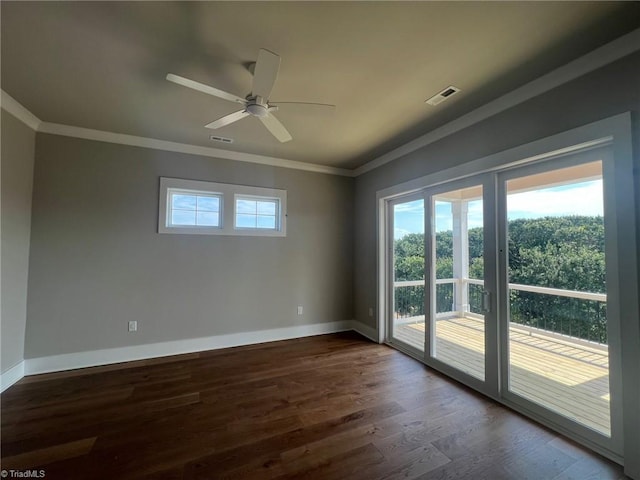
[246,97,270,118]
[166,49,335,143]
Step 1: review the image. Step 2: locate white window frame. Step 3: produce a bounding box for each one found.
[234,194,282,232]
[166,189,223,232]
[159,177,287,237]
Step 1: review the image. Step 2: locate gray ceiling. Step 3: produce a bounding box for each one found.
[2,2,639,170]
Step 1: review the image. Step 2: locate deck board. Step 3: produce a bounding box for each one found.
[393,317,610,436]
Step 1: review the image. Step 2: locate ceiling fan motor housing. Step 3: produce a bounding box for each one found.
[246,103,269,118]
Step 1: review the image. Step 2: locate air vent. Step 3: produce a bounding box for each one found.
[210,135,234,144]
[425,86,461,106]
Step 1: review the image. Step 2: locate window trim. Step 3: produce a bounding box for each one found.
[159,177,287,237]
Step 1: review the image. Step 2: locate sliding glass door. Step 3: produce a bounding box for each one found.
[388,194,425,352]
[384,144,622,457]
[498,148,622,453]
[426,179,489,382]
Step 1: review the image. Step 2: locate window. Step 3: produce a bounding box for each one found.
[169,191,221,227]
[235,196,280,230]
[159,177,286,236]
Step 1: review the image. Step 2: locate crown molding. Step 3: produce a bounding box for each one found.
[0,90,353,177]
[1,90,42,131]
[37,122,354,176]
[353,27,640,177]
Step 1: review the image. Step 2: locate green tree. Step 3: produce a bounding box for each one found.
[394,233,424,281]
[393,215,607,343]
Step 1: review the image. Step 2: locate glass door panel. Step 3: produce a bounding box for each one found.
[504,160,611,436]
[429,184,485,381]
[390,197,425,351]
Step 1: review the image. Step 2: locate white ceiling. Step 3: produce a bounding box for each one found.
[2,2,639,170]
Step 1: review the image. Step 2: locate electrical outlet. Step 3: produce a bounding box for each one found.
[128,321,137,332]
[368,307,374,317]
[297,306,303,315]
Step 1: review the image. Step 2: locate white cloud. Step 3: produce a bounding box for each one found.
[394,200,424,213]
[394,227,412,239]
[507,180,603,220]
[394,199,425,239]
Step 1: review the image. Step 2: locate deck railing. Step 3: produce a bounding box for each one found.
[393,278,608,344]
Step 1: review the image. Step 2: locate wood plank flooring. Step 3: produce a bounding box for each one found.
[395,317,611,434]
[0,332,626,479]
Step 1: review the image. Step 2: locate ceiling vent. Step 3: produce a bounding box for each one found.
[210,135,234,144]
[425,86,461,106]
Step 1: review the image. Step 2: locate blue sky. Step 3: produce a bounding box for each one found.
[393,180,603,239]
[393,199,425,239]
[170,193,279,229]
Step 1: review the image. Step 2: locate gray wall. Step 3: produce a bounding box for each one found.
[354,51,640,329]
[1,109,35,373]
[25,135,353,358]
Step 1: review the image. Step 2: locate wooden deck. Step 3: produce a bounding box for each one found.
[394,317,611,436]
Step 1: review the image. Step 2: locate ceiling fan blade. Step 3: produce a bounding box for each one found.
[270,102,336,112]
[166,73,246,104]
[259,112,292,143]
[205,109,250,129]
[251,49,280,99]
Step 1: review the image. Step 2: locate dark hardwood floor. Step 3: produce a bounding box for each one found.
[0,332,627,479]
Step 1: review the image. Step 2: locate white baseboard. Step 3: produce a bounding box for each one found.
[1,361,25,392]
[24,321,354,376]
[351,321,380,343]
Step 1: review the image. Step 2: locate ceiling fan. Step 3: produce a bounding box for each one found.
[166,49,335,143]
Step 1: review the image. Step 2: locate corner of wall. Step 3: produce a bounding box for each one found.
[0,361,25,392]
[351,320,379,343]
[1,104,37,391]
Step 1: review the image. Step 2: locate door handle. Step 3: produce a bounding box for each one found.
[483,291,491,313]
